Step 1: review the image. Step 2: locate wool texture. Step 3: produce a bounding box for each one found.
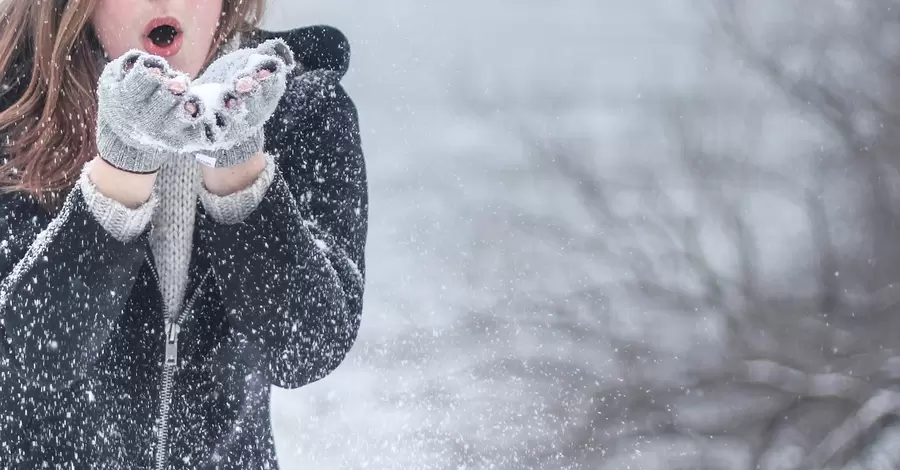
[80,154,275,315]
[95,52,193,174]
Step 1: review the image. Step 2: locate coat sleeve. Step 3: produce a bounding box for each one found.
[0,182,151,390]
[198,71,368,389]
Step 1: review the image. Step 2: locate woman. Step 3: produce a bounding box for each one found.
[0,0,367,468]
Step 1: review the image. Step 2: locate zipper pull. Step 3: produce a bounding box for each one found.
[165,321,181,366]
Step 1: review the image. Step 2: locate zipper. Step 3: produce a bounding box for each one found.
[149,259,212,470]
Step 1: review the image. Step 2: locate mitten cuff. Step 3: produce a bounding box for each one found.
[78,162,159,242]
[199,131,265,168]
[96,120,169,174]
[199,152,276,224]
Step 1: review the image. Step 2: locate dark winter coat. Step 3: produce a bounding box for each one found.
[0,26,367,469]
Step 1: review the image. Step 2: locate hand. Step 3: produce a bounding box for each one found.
[183,38,296,168]
[95,51,206,173]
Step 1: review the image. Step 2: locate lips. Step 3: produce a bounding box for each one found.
[142,16,183,57]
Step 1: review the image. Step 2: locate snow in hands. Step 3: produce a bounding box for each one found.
[98,39,296,167]
[186,38,297,167]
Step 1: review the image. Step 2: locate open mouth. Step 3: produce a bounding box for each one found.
[149,25,178,47]
[143,17,183,57]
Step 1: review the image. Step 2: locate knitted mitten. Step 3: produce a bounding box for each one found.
[96,50,206,173]
[184,38,296,168]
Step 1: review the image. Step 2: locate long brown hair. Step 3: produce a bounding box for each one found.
[0,0,265,211]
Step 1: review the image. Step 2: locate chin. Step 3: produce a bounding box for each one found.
[167,56,202,77]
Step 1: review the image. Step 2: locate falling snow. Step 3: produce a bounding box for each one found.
[3,0,900,469]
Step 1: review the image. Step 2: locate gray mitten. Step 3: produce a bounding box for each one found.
[96,50,206,173]
[184,38,296,168]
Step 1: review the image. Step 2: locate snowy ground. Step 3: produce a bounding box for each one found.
[260,1,707,468]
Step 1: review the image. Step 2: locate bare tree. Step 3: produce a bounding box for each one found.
[443,0,900,468]
[590,1,900,468]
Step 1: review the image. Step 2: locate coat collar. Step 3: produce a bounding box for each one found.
[243,25,351,80]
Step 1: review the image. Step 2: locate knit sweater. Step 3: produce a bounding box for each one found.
[78,153,276,316]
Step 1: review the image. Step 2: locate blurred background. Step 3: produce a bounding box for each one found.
[262,1,900,468]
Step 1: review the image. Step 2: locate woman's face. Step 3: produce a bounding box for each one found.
[91,0,224,77]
